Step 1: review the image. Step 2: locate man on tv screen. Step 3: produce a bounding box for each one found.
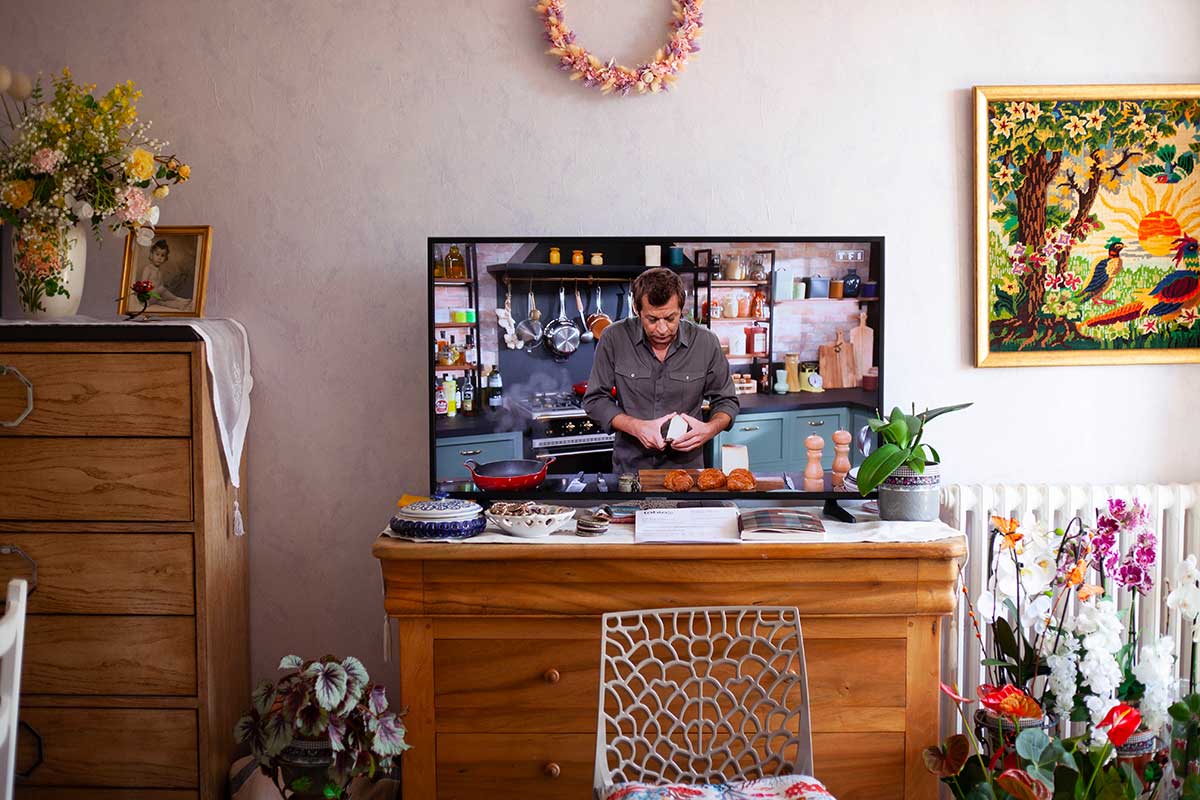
[583,268,739,475]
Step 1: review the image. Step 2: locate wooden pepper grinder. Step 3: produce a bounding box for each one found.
[831,429,852,488]
[803,434,825,492]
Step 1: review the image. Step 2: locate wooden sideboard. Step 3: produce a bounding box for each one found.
[373,536,965,800]
[0,331,249,799]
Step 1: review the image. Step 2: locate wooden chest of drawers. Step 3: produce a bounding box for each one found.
[374,538,964,800]
[0,332,249,799]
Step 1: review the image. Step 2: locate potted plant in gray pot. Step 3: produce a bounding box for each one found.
[234,654,409,799]
[855,403,971,521]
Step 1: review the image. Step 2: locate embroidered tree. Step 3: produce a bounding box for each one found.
[987,98,1200,347]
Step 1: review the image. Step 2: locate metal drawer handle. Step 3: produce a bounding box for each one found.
[0,366,33,428]
[544,762,561,779]
[17,720,43,779]
[0,546,37,596]
[808,420,825,427]
[543,668,561,684]
[459,449,482,456]
[739,425,760,432]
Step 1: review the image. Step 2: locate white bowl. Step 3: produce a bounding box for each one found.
[487,505,576,538]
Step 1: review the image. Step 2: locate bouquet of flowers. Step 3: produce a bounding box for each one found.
[0,66,189,314]
[927,498,1183,798]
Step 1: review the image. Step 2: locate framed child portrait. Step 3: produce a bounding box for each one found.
[119,225,212,317]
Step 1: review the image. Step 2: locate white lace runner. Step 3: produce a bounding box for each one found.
[0,316,253,535]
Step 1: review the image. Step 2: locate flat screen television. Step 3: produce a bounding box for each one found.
[427,237,884,512]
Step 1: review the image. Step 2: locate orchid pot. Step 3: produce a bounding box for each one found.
[973,707,1057,762]
[277,737,338,800]
[878,463,941,522]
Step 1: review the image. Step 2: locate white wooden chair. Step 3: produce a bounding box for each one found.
[594,606,835,799]
[0,579,28,800]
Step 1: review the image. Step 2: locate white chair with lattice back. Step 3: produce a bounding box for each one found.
[0,579,28,800]
[593,606,837,800]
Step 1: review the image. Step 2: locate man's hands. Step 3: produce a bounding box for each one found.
[613,413,677,451]
[613,412,730,453]
[669,413,723,452]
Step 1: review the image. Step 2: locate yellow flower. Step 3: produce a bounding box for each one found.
[153,185,170,199]
[125,148,156,181]
[176,164,191,181]
[2,180,35,210]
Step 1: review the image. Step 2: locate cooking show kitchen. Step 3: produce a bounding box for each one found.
[429,238,884,499]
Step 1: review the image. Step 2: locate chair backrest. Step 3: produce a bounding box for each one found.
[0,579,28,800]
[594,606,813,794]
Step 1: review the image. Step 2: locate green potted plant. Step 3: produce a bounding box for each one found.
[855,402,971,521]
[234,654,409,799]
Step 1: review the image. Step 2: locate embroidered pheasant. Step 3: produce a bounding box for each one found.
[1084,235,1200,328]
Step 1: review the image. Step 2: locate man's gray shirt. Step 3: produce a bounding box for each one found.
[583,317,739,474]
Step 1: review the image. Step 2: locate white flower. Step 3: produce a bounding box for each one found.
[1132,635,1175,733]
[1075,598,1124,741]
[1020,593,1053,636]
[976,589,1002,623]
[75,201,94,221]
[148,206,160,225]
[1045,629,1080,718]
[136,227,154,246]
[1168,555,1200,621]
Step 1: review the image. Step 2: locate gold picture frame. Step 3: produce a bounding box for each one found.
[118,225,212,318]
[975,84,1200,367]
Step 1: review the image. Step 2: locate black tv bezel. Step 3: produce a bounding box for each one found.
[426,236,884,502]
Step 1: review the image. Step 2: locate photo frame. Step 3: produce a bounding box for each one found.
[975,85,1200,367]
[119,225,212,318]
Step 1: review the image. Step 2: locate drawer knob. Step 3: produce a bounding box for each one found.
[0,366,34,428]
[544,762,561,779]
[459,449,483,456]
[739,425,760,432]
[0,546,38,596]
[808,420,825,427]
[543,668,561,684]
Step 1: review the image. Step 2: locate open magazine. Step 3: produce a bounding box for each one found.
[738,508,826,542]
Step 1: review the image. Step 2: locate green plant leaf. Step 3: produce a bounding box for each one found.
[908,446,926,473]
[924,443,941,464]
[918,402,973,424]
[1015,728,1050,762]
[856,443,909,495]
[867,418,890,432]
[995,616,1021,663]
[981,658,1013,667]
[1188,693,1200,715]
[905,414,923,440]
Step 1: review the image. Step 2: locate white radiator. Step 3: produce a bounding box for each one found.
[939,483,1200,737]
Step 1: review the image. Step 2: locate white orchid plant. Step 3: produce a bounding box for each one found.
[970,500,1175,740]
[234,654,409,798]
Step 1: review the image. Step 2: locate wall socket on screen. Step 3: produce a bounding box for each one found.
[836,250,864,262]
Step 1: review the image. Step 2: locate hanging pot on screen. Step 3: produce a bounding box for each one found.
[515,282,543,347]
[587,283,612,339]
[575,283,594,343]
[544,284,580,359]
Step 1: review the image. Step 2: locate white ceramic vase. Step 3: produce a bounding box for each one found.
[12,222,87,319]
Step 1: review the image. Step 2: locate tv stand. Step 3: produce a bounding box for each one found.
[823,498,858,524]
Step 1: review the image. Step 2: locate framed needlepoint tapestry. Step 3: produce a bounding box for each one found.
[975,84,1200,366]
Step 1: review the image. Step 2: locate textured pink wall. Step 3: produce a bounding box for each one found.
[3,1,1199,697]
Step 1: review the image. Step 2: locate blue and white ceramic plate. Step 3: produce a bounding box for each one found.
[397,498,483,520]
[389,514,486,540]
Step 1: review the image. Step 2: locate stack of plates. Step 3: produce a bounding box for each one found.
[390,498,485,540]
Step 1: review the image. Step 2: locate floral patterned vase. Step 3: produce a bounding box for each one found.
[12,221,87,319]
[974,708,1058,766]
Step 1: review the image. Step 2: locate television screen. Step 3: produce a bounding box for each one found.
[428,237,883,500]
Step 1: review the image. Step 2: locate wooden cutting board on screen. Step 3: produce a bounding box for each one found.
[638,469,786,492]
[818,330,858,389]
[849,310,874,380]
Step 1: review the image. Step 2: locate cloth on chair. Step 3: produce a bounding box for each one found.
[600,775,837,799]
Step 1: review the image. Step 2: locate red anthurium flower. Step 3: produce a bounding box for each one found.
[979,685,1042,719]
[1098,703,1142,747]
[940,682,971,704]
[997,769,1051,800]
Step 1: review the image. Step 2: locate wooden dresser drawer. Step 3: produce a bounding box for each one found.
[0,353,191,437]
[436,733,593,800]
[0,438,192,521]
[435,638,598,733]
[0,533,194,614]
[17,708,198,788]
[24,616,197,695]
[18,790,198,799]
